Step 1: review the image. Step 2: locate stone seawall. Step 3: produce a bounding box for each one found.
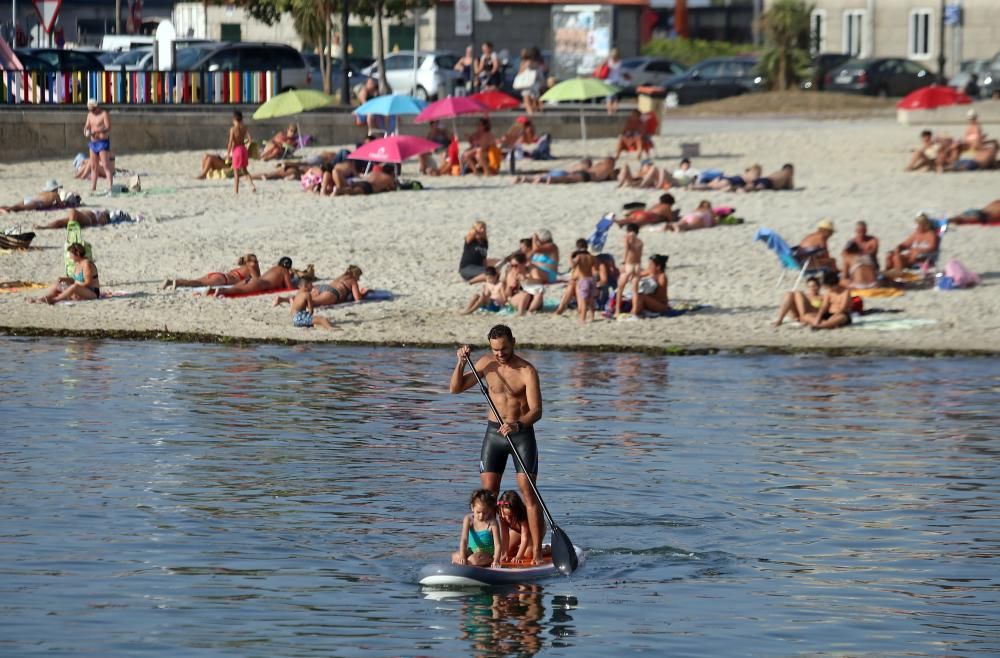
[0,106,628,162]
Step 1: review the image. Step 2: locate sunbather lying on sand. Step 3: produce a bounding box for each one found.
[33,207,136,230]
[688,164,762,192]
[614,194,676,227]
[0,180,76,214]
[514,158,591,184]
[163,254,260,290]
[750,163,794,190]
[948,199,1000,225]
[666,200,715,232]
[332,164,397,196]
[207,256,294,296]
[254,161,312,181]
[544,157,617,185]
[274,265,366,308]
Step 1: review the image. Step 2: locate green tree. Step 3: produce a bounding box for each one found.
[757,0,813,90]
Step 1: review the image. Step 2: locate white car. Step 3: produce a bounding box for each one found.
[362,50,462,100]
[103,47,153,71]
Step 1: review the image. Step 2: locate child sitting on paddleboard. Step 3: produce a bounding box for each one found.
[498,490,534,563]
[451,488,503,568]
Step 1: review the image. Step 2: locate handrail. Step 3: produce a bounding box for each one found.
[0,68,285,105]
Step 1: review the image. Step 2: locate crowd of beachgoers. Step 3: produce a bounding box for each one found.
[1,95,999,352]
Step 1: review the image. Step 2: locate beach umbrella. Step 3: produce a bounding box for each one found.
[896,84,972,110]
[414,96,486,123]
[347,134,441,164]
[354,94,427,136]
[470,89,521,111]
[252,89,335,149]
[540,77,619,143]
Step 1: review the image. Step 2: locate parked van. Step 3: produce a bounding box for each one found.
[100,35,156,52]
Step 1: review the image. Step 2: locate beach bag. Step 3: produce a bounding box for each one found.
[943,258,980,288]
[64,220,93,276]
[594,62,609,80]
[513,68,538,91]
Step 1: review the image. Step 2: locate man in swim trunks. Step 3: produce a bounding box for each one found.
[332,164,397,196]
[33,207,134,230]
[84,98,113,194]
[545,157,617,185]
[948,199,1000,225]
[451,324,544,565]
[751,163,794,191]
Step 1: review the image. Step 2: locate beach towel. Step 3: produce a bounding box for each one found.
[850,316,937,331]
[60,290,142,306]
[588,213,615,253]
[852,287,905,299]
[696,169,724,184]
[0,280,46,294]
[211,286,296,299]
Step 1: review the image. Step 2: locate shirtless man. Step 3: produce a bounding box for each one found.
[810,271,852,330]
[207,256,294,297]
[751,163,794,191]
[451,325,544,564]
[34,207,116,230]
[514,158,591,184]
[0,180,65,213]
[843,221,879,267]
[546,157,617,185]
[905,130,947,172]
[615,223,643,317]
[332,164,397,196]
[84,98,113,193]
[948,199,1000,225]
[796,219,837,271]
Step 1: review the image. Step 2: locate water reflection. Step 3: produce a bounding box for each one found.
[426,585,576,658]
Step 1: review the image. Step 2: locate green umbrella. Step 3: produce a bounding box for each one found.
[252,89,336,151]
[541,77,619,144]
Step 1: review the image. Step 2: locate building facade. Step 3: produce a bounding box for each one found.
[793,0,1000,75]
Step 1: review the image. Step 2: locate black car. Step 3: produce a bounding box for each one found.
[617,56,687,96]
[14,48,105,71]
[825,58,932,97]
[802,53,850,90]
[187,43,312,90]
[661,56,763,107]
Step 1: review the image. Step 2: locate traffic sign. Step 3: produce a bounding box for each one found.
[944,4,962,27]
[32,0,62,35]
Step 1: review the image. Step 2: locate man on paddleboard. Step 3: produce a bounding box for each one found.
[450,324,544,564]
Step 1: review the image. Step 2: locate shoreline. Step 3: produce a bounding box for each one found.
[3,326,998,358]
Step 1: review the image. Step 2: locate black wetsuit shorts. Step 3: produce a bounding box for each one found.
[480,421,538,475]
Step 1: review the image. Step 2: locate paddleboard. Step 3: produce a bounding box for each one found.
[418,545,585,587]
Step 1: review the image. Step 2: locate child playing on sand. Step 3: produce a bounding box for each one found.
[498,490,535,563]
[289,278,334,331]
[227,111,256,195]
[462,266,506,314]
[451,489,503,567]
[615,223,643,317]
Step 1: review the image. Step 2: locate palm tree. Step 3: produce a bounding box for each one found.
[290,0,336,94]
[758,0,813,90]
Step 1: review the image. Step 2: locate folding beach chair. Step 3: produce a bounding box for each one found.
[754,227,829,289]
[588,213,615,253]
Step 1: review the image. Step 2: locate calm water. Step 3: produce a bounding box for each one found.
[0,337,998,657]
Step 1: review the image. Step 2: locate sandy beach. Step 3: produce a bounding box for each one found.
[1,116,998,354]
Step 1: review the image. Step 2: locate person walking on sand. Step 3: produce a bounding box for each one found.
[615,223,643,317]
[450,325,545,565]
[84,98,113,194]
[227,111,256,195]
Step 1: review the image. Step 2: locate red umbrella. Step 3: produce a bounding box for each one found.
[347,135,442,164]
[897,85,972,110]
[414,96,487,123]
[470,90,521,111]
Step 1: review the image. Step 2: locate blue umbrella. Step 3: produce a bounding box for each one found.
[353,94,427,118]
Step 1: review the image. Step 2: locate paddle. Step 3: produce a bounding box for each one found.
[464,354,579,574]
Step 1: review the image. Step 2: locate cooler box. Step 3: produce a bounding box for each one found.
[636,85,666,114]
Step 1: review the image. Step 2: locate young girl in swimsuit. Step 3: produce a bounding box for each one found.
[227,111,256,195]
[498,490,535,563]
[451,489,503,568]
[163,254,260,290]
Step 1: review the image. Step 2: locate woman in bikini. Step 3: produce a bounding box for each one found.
[208,257,294,297]
[163,254,260,290]
[629,254,669,319]
[274,265,366,308]
[30,243,100,304]
[526,229,559,284]
[885,214,939,271]
[774,276,823,327]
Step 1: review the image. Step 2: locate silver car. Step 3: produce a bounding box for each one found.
[948,58,992,99]
[361,50,462,100]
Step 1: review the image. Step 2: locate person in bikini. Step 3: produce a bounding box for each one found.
[163,254,260,290]
[84,98,113,193]
[795,219,838,271]
[274,265,366,308]
[207,256,293,297]
[544,157,617,185]
[628,254,669,319]
[750,163,794,191]
[29,243,100,304]
[614,109,651,160]
[689,164,762,192]
[774,275,823,327]
[615,223,643,317]
[905,130,949,172]
[33,207,136,230]
[451,325,545,565]
[0,180,71,214]
[260,124,299,161]
[525,229,559,284]
[614,194,677,228]
[332,164,397,196]
[667,199,716,232]
[841,242,878,288]
[884,214,939,271]
[947,199,1000,225]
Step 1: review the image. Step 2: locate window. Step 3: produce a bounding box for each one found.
[694,62,723,79]
[909,9,933,59]
[843,10,866,57]
[810,9,827,55]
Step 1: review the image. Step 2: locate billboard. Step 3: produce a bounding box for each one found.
[551,4,613,80]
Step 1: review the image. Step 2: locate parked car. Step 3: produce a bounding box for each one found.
[14,48,105,71]
[825,58,932,97]
[617,56,686,95]
[361,50,462,100]
[103,47,153,72]
[186,42,311,89]
[661,56,763,107]
[984,54,1000,99]
[801,53,850,90]
[949,58,992,99]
